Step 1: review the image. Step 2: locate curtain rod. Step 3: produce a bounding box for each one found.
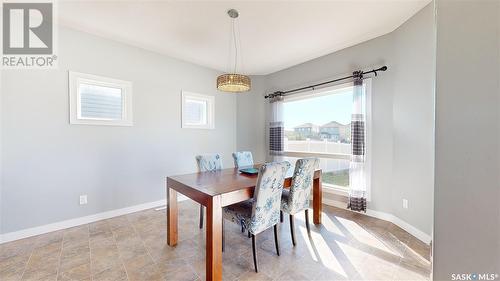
[264,65,388,99]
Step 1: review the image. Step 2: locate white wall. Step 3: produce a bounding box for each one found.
[239,4,435,236]
[0,26,252,234]
[433,0,500,277]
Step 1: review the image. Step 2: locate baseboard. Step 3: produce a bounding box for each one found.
[322,198,432,245]
[0,195,188,244]
[2,196,431,245]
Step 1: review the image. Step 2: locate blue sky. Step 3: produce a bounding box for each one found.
[283,89,352,130]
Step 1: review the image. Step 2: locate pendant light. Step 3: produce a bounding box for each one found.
[217,9,251,93]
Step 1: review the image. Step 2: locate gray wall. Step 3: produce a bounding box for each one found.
[0,26,255,233]
[433,0,500,277]
[240,4,435,235]
[1,5,435,238]
[391,4,435,236]
[236,75,267,163]
[0,68,3,235]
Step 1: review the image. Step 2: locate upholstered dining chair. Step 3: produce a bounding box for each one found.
[232,151,254,168]
[280,158,320,246]
[195,153,223,229]
[222,161,291,273]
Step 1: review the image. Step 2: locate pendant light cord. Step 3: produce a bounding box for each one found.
[232,17,238,74]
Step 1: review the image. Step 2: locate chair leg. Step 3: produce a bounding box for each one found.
[273,224,280,256]
[199,205,204,229]
[222,219,225,252]
[289,214,296,246]
[280,211,284,223]
[251,234,258,273]
[305,209,311,235]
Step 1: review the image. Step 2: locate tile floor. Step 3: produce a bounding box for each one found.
[0,201,431,281]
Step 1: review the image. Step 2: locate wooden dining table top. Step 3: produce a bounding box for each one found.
[168,166,262,197]
[167,164,322,206]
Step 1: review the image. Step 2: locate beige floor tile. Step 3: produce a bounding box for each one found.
[312,267,353,281]
[125,262,162,281]
[117,245,148,262]
[0,253,30,281]
[275,268,312,281]
[235,270,273,281]
[34,232,64,249]
[89,221,110,234]
[156,257,199,281]
[21,266,58,281]
[406,239,431,262]
[57,263,90,281]
[91,245,121,275]
[397,257,431,279]
[91,263,128,281]
[122,253,154,273]
[1,202,431,281]
[59,245,90,273]
[0,239,35,261]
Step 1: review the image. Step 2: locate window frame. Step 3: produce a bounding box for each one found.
[69,71,133,126]
[281,79,372,197]
[181,91,215,130]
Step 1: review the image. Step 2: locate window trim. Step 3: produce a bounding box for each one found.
[69,71,133,126]
[181,91,215,130]
[282,81,356,159]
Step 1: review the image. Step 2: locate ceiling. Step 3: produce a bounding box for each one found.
[58,1,430,75]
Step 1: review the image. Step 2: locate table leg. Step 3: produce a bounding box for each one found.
[206,195,223,281]
[313,172,322,225]
[167,180,178,246]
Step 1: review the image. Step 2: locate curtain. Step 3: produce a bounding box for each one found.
[269,95,284,157]
[348,73,367,212]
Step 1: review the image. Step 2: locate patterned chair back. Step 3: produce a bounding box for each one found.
[195,154,223,172]
[249,161,291,234]
[232,151,254,168]
[286,158,320,214]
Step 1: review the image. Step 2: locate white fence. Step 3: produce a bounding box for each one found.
[284,139,351,172]
[285,138,351,155]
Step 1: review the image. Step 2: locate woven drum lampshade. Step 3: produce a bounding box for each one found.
[217,73,251,92]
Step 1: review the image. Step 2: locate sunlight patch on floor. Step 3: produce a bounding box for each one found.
[298,225,319,262]
[331,215,396,255]
[299,226,348,278]
[402,244,431,264]
[318,213,347,237]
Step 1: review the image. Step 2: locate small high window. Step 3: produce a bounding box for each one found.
[181,91,215,129]
[69,71,133,126]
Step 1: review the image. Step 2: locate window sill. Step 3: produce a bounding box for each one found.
[323,184,349,196]
[283,151,351,160]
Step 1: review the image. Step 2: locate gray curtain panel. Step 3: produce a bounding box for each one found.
[269,96,284,156]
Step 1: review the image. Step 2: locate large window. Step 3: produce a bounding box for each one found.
[282,81,371,191]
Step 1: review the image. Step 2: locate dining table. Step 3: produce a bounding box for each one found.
[165,164,323,281]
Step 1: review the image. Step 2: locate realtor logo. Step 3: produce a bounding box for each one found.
[2,1,57,68]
